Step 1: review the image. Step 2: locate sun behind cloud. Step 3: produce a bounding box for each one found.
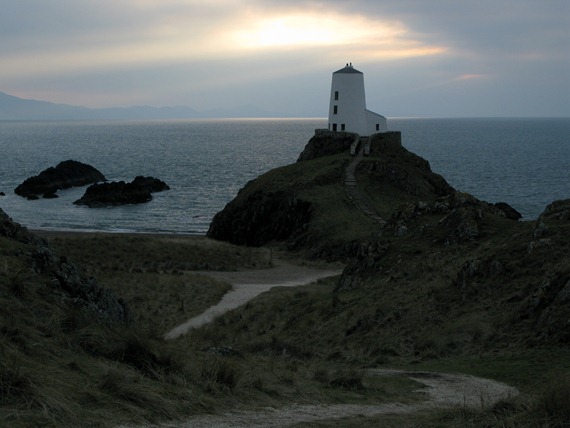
[234,13,397,48]
[231,10,445,61]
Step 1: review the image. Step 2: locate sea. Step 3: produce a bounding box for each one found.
[0,117,568,234]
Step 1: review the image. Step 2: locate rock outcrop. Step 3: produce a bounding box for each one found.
[207,190,312,246]
[15,160,106,199]
[0,209,132,325]
[208,131,457,256]
[494,202,522,220]
[297,131,357,162]
[338,192,524,290]
[74,176,170,207]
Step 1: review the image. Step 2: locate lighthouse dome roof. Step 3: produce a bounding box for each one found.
[333,64,363,74]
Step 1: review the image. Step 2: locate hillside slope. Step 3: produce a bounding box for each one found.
[208,131,460,259]
[207,131,523,258]
[203,130,570,363]
[0,210,196,426]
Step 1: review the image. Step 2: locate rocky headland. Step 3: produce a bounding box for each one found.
[208,130,570,346]
[15,159,106,199]
[208,130,521,258]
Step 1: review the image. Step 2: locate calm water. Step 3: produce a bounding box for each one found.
[0,117,568,233]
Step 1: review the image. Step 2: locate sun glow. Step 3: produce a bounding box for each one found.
[235,13,405,49]
[0,4,446,87]
[231,11,445,62]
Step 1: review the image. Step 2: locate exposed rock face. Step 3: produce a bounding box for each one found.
[207,190,311,246]
[31,246,132,326]
[338,192,525,291]
[208,131,454,254]
[538,199,570,221]
[494,202,522,220]
[358,132,453,198]
[383,192,522,244]
[337,237,390,291]
[208,131,525,265]
[297,131,357,162]
[0,209,132,325]
[74,176,170,207]
[0,208,40,244]
[15,160,106,199]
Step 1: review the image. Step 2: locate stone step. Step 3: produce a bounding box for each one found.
[343,141,386,225]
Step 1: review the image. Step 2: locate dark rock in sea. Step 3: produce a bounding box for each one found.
[0,208,131,326]
[43,191,59,199]
[0,191,5,196]
[131,175,171,193]
[15,160,106,198]
[74,176,170,208]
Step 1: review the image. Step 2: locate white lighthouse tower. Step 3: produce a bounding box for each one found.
[328,63,387,136]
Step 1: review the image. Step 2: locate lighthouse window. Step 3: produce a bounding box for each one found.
[334,91,339,100]
[332,123,337,131]
[333,105,338,114]
[341,124,346,131]
[376,124,380,131]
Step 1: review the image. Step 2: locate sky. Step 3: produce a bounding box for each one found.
[2,0,569,117]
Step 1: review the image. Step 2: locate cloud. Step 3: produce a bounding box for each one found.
[1,0,568,116]
[1,2,446,81]
[454,74,488,82]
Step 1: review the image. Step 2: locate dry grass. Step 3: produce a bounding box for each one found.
[5,227,570,426]
[41,233,273,334]
[42,232,272,274]
[3,141,570,426]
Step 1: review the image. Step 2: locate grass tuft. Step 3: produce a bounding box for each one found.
[535,373,570,425]
[197,355,242,393]
[77,325,185,378]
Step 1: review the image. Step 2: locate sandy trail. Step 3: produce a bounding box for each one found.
[122,369,518,427]
[164,259,343,339]
[154,260,518,427]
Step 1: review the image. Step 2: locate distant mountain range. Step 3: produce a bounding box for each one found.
[0,91,275,120]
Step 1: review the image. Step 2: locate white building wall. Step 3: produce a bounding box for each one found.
[366,110,387,135]
[327,64,386,137]
[328,66,368,135]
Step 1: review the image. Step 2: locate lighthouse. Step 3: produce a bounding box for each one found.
[328,63,387,136]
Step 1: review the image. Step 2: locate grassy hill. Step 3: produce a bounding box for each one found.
[203,131,570,425]
[2,130,570,426]
[0,214,277,426]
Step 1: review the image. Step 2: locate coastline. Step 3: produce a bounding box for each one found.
[31,227,207,239]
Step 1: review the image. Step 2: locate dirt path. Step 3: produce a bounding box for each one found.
[156,260,519,427]
[123,369,518,427]
[164,259,343,339]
